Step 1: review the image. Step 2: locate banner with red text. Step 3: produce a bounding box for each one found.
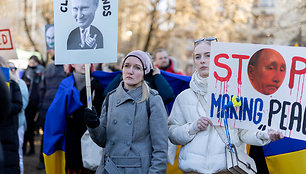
[208,42,306,141]
[0,20,17,60]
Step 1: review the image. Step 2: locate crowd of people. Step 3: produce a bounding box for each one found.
[0,37,285,174]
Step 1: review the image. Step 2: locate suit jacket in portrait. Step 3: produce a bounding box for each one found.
[67,25,103,50]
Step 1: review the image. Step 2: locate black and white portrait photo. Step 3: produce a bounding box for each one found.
[67,0,103,50]
[54,0,117,64]
[45,24,55,50]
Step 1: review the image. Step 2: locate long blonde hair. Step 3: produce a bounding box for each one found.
[139,80,150,103]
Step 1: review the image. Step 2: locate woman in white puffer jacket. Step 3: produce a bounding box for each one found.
[168,38,284,174]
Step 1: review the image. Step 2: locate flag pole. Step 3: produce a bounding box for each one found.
[85,64,92,109]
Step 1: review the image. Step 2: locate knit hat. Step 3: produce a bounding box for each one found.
[122,50,153,75]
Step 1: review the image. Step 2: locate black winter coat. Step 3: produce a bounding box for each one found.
[39,63,66,126]
[0,80,22,174]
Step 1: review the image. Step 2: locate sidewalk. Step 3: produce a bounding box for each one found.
[23,133,45,174]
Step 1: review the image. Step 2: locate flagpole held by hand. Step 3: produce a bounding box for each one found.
[85,64,92,109]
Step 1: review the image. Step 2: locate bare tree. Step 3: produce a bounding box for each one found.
[24,0,39,52]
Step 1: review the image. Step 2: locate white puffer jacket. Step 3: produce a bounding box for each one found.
[168,72,270,174]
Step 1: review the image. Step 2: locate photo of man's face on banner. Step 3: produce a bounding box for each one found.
[45,24,55,50]
[53,0,118,64]
[247,48,286,95]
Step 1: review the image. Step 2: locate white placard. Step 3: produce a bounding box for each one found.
[54,0,118,64]
[208,42,306,141]
[45,24,55,50]
[0,19,17,60]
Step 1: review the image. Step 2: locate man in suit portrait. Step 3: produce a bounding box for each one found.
[67,0,103,50]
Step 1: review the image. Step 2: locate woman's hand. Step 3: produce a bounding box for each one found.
[152,64,160,76]
[267,129,284,141]
[84,107,100,128]
[196,117,213,131]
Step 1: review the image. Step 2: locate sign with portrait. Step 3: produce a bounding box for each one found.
[208,42,306,141]
[0,19,17,61]
[54,0,118,64]
[45,24,54,50]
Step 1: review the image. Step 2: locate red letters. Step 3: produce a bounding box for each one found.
[232,54,250,85]
[214,53,232,82]
[289,56,306,89]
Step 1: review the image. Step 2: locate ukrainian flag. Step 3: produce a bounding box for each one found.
[263,137,306,174]
[43,75,83,174]
[43,70,189,174]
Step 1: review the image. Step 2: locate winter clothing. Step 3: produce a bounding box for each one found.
[39,63,66,126]
[22,64,44,155]
[18,79,28,129]
[88,81,168,174]
[0,80,22,174]
[17,79,28,174]
[123,50,153,75]
[168,71,271,173]
[104,72,175,105]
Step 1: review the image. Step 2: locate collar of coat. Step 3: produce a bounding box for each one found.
[115,81,143,106]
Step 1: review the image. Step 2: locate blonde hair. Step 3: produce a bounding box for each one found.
[139,81,150,103]
[192,41,211,60]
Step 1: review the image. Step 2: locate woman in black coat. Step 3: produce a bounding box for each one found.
[0,57,22,174]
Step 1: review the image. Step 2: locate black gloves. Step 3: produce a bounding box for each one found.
[84,106,100,128]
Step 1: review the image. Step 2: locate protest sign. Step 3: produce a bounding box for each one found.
[208,42,306,141]
[0,19,17,61]
[54,0,118,64]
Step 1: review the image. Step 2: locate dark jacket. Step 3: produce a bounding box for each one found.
[104,71,175,105]
[39,63,66,126]
[67,25,103,50]
[22,65,44,109]
[0,80,22,174]
[0,71,10,121]
[88,82,168,174]
[65,77,104,170]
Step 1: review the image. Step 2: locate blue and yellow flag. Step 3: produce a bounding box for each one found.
[43,75,83,174]
[263,137,306,174]
[43,71,190,174]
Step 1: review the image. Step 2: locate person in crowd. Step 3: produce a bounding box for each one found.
[184,63,194,76]
[85,50,168,173]
[67,0,103,50]
[0,66,11,174]
[45,63,103,173]
[0,57,22,173]
[0,64,10,122]
[154,48,183,75]
[168,38,284,174]
[104,52,175,106]
[37,50,67,170]
[8,62,29,174]
[22,55,44,156]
